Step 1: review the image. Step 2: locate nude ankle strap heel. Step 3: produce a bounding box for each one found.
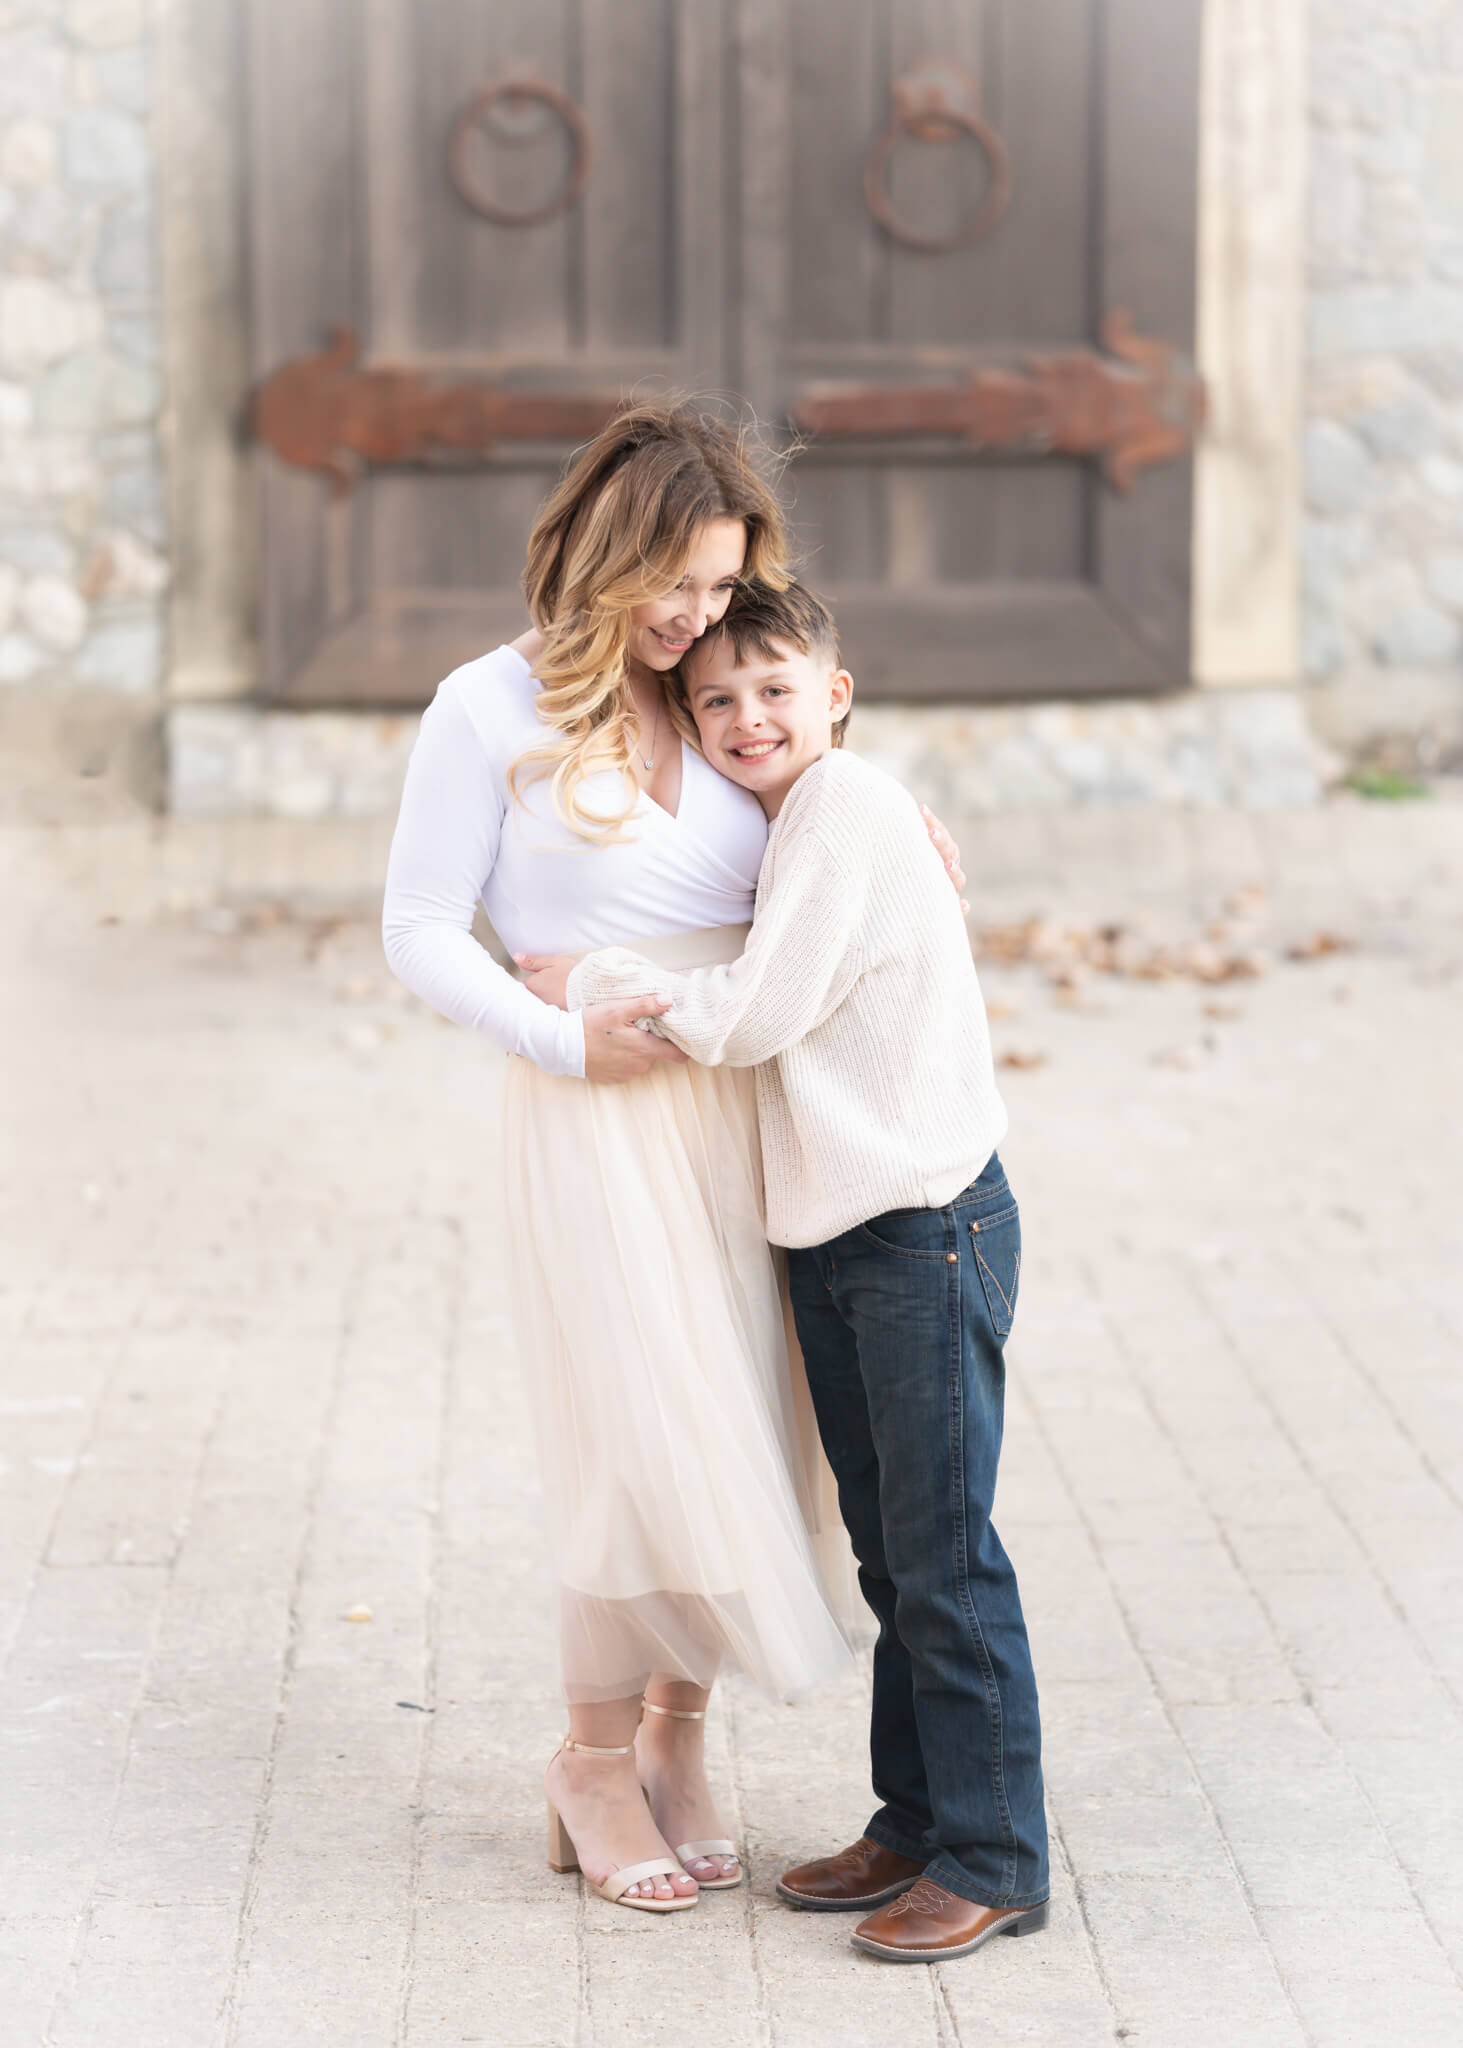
[638,1704,744,1890]
[546,1734,697,1913]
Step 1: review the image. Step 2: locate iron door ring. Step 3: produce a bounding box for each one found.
[864,101,1011,253]
[449,79,592,227]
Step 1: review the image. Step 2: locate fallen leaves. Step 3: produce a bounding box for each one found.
[997,1049,1048,1072]
[1283,932,1353,961]
[974,884,1355,1002]
[973,915,1268,987]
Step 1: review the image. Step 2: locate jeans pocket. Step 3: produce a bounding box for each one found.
[856,1206,949,1261]
[969,1203,1021,1338]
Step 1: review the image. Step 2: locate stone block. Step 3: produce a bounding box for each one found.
[1356,396,1439,460]
[166,703,255,807]
[1424,81,1463,230]
[0,34,67,126]
[95,424,152,467]
[32,346,157,431]
[168,706,422,820]
[49,1902,238,2046]
[0,117,56,183]
[0,631,45,682]
[73,611,160,692]
[79,527,165,600]
[1303,614,1344,679]
[1307,136,1362,260]
[1304,420,1371,514]
[1374,603,1462,665]
[61,105,146,190]
[0,276,86,376]
[8,183,84,272]
[104,312,158,366]
[93,199,152,298]
[1311,42,1400,131]
[64,0,144,47]
[101,462,163,542]
[0,523,73,574]
[1421,451,1463,497]
[1310,286,1463,359]
[17,570,86,651]
[1258,1906,1463,2044]
[1424,548,1463,609]
[91,42,148,112]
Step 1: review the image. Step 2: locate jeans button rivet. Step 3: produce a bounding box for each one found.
[946,1252,958,1264]
[971,1221,981,1234]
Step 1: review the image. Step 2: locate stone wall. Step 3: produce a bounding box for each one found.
[0,0,167,814]
[12,0,1461,818]
[1304,0,1463,768]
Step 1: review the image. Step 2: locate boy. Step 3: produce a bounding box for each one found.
[519,582,1049,1962]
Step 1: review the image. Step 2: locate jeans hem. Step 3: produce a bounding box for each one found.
[865,1817,930,1865]
[922,1855,1050,1913]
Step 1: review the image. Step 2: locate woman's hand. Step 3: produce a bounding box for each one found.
[581,998,690,1082]
[515,953,688,1083]
[514,952,578,1011]
[921,806,969,915]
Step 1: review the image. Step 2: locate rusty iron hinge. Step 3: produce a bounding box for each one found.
[250,329,622,495]
[791,313,1206,492]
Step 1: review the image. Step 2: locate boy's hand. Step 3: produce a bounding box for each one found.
[921,806,970,916]
[514,952,579,1010]
[581,998,689,1082]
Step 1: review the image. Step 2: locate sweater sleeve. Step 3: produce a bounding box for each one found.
[565,827,862,1067]
[381,677,587,1077]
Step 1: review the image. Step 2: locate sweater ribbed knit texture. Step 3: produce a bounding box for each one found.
[567,749,1007,1249]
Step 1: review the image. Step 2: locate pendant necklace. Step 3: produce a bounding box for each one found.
[639,687,662,772]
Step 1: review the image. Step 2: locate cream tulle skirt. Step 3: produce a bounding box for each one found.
[502,925,856,1705]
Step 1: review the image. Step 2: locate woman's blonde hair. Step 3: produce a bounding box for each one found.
[508,400,791,842]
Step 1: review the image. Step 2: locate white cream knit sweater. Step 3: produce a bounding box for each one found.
[566,749,1007,1249]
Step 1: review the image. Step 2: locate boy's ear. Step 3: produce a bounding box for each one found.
[830,667,854,718]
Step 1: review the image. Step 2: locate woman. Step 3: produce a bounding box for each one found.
[382,402,961,1913]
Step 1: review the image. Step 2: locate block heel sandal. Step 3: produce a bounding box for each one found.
[641,1701,744,1891]
[546,1735,697,1913]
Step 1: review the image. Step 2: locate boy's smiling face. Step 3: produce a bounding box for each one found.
[684,632,854,817]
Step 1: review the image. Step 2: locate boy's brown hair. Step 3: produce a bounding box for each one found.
[683,579,852,746]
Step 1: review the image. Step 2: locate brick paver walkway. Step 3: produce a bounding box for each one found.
[4,799,1462,2046]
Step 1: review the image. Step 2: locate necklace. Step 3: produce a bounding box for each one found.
[638,687,662,772]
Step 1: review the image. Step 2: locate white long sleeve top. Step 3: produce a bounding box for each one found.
[566,749,1008,1248]
[381,644,769,1075]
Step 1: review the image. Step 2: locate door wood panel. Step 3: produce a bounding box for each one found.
[246,0,1202,706]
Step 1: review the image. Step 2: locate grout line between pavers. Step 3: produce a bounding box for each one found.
[3,1269,145,1678]
[1049,1809,1122,2040]
[1186,1252,1463,1733]
[1300,1278,1463,1527]
[931,1968,962,2047]
[1172,1258,1463,1995]
[394,1232,459,2048]
[216,1270,358,2048]
[36,1288,199,2046]
[725,1684,775,2048]
[1015,1279,1315,2048]
[572,1869,591,2048]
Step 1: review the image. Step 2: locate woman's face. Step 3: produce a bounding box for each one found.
[625,517,748,674]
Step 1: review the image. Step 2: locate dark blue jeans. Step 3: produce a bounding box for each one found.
[787,1153,1049,1910]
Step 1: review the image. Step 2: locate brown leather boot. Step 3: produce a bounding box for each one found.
[853,1876,1050,1960]
[776,1835,927,1912]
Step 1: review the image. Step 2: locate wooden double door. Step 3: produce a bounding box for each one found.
[247,0,1203,706]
